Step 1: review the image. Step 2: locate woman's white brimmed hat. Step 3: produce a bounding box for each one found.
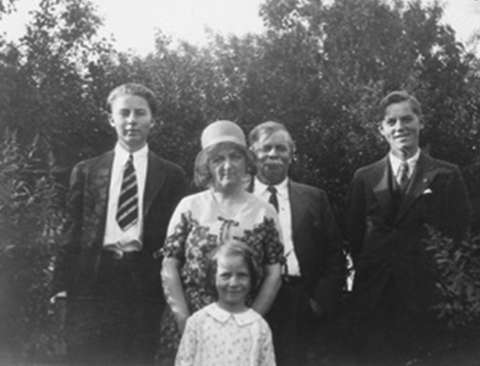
[201,120,246,149]
[194,120,253,188]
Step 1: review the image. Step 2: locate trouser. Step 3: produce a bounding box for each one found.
[66,250,164,366]
[351,277,439,366]
[266,276,317,366]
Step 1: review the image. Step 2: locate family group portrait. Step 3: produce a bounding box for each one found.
[1,0,480,365]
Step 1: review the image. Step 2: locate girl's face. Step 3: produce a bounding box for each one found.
[215,253,251,312]
[208,144,247,193]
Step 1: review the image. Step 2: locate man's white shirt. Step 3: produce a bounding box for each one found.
[389,148,420,185]
[103,143,148,251]
[253,177,301,276]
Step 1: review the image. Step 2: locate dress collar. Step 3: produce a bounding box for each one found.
[206,303,260,326]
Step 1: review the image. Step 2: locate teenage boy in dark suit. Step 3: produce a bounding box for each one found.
[347,90,470,365]
[51,83,187,365]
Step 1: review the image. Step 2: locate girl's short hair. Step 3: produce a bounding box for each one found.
[106,83,157,115]
[194,141,256,189]
[206,241,261,297]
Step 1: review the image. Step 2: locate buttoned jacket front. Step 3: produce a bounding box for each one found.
[347,151,470,311]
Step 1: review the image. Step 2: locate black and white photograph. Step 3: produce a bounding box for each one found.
[1,0,480,365]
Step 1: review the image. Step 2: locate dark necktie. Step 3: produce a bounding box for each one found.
[267,185,279,212]
[397,161,410,192]
[116,154,138,231]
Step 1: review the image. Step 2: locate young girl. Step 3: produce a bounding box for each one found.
[175,242,276,366]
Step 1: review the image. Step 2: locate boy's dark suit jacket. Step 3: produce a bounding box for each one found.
[251,179,345,313]
[52,149,187,300]
[347,151,470,312]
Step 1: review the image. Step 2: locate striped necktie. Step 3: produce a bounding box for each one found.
[116,154,138,231]
[267,185,279,212]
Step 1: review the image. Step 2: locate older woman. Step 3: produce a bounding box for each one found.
[157,120,284,358]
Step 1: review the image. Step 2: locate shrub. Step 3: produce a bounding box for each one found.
[0,129,66,361]
[424,226,480,328]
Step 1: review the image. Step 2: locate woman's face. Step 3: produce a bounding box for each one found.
[208,144,247,193]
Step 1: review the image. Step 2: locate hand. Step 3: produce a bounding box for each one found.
[176,313,189,334]
[49,291,67,304]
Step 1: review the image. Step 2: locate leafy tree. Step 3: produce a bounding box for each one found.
[2,0,480,361]
[257,0,480,214]
[1,0,114,170]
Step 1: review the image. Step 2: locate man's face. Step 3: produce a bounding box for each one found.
[252,130,293,185]
[109,95,153,152]
[379,100,423,159]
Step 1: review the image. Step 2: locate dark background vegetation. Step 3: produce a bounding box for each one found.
[1,0,480,363]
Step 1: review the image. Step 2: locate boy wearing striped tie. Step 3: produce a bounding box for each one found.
[51,83,186,365]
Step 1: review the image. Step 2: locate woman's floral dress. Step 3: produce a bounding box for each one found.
[156,189,284,357]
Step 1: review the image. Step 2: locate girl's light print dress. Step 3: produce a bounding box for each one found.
[175,303,276,366]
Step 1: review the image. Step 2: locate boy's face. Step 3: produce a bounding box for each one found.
[109,94,153,152]
[379,100,423,159]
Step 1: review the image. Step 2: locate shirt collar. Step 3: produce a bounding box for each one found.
[389,148,420,174]
[254,177,289,198]
[114,143,149,163]
[206,303,260,326]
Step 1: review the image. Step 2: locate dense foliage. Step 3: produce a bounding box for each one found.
[2,0,480,361]
[424,227,480,328]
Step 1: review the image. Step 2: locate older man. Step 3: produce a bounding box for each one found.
[248,121,345,366]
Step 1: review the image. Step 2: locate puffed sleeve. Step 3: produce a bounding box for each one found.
[158,198,193,261]
[174,314,199,366]
[257,320,276,366]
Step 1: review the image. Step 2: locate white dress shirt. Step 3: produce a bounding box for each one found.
[103,143,148,251]
[389,148,420,185]
[253,177,301,276]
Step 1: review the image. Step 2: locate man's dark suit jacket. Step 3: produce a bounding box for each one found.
[347,151,470,312]
[288,181,345,313]
[252,179,345,314]
[52,149,187,300]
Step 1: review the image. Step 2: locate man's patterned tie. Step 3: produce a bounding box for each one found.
[267,185,279,212]
[116,154,138,231]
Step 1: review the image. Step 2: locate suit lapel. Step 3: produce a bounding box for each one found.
[372,156,393,212]
[289,181,305,242]
[395,152,436,222]
[143,152,166,216]
[90,151,114,247]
